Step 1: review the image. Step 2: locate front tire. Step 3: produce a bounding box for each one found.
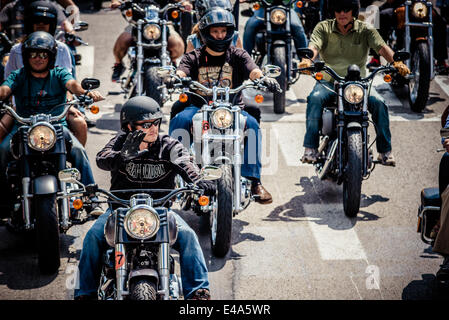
[144,66,163,106]
[130,279,158,300]
[409,42,431,113]
[272,45,287,114]
[343,129,363,218]
[210,164,233,257]
[34,194,60,274]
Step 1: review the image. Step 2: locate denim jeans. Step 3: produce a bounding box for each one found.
[169,105,262,179]
[303,81,392,154]
[74,208,209,299]
[243,7,308,54]
[0,124,95,186]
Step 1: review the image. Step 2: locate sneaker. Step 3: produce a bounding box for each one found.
[301,148,318,164]
[377,151,396,166]
[189,288,211,300]
[367,57,381,70]
[111,62,125,82]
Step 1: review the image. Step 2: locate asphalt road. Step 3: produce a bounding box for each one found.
[0,1,449,300]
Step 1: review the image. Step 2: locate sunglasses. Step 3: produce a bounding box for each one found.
[334,8,352,13]
[134,119,161,129]
[29,51,49,59]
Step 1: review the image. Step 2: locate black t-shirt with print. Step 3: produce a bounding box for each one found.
[177,45,258,107]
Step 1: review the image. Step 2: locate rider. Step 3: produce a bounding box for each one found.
[74,96,215,300]
[109,0,192,82]
[242,0,308,58]
[168,8,280,204]
[298,0,410,166]
[0,31,104,215]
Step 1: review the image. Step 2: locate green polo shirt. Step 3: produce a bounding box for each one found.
[309,18,386,82]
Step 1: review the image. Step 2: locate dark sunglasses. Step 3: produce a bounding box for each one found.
[334,7,352,13]
[29,51,49,59]
[134,119,161,129]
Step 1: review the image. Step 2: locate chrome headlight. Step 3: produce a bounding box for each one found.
[411,2,428,19]
[211,108,233,129]
[143,24,161,40]
[270,9,286,25]
[344,84,364,104]
[27,123,56,151]
[124,206,160,240]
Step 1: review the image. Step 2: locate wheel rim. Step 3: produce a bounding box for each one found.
[409,51,420,104]
[210,205,217,246]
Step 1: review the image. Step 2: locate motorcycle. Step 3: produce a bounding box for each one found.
[0,78,100,274]
[158,65,280,257]
[55,21,90,70]
[296,0,322,38]
[60,167,221,300]
[114,0,190,104]
[243,0,302,114]
[385,0,435,112]
[297,48,410,217]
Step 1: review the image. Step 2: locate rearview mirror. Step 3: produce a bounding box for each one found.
[262,64,281,78]
[393,51,410,62]
[297,47,314,60]
[81,78,100,90]
[59,168,81,184]
[200,165,222,181]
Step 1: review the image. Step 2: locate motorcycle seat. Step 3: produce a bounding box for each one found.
[421,188,441,207]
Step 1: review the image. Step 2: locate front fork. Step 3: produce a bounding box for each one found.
[158,243,170,300]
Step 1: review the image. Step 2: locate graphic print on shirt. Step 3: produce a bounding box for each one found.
[197,62,233,95]
[125,161,170,182]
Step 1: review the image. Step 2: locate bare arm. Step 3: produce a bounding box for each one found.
[378,45,395,64]
[0,85,12,101]
[65,79,105,102]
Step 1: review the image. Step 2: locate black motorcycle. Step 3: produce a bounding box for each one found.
[243,0,301,114]
[296,0,322,37]
[61,167,221,300]
[297,48,410,217]
[114,0,190,105]
[0,78,100,274]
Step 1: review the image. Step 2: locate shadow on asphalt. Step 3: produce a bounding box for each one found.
[402,273,449,300]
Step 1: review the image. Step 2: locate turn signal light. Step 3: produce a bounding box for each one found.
[296,1,303,8]
[171,10,179,19]
[179,93,188,103]
[315,72,324,81]
[383,74,392,83]
[253,3,260,10]
[125,9,133,17]
[255,94,264,104]
[198,195,209,206]
[90,105,100,114]
[73,199,83,210]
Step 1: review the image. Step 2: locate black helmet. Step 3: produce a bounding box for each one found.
[199,8,235,52]
[120,96,164,132]
[331,0,360,18]
[196,0,232,20]
[22,31,57,71]
[24,1,59,35]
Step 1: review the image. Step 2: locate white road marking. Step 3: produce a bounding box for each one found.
[303,204,368,261]
[75,46,95,80]
[434,75,449,99]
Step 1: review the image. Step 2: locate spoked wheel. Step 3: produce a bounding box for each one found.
[272,46,287,114]
[408,42,431,113]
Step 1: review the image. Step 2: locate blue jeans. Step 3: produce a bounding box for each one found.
[74,208,209,299]
[303,81,392,154]
[243,7,308,54]
[0,124,95,186]
[169,105,262,179]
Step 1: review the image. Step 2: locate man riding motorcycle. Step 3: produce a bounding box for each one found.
[298,0,410,166]
[2,1,88,146]
[109,0,191,82]
[74,96,215,300]
[168,7,280,204]
[0,31,104,215]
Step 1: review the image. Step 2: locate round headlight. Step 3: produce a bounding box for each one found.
[143,24,161,40]
[27,123,56,151]
[412,2,428,19]
[270,9,287,25]
[124,206,160,240]
[344,84,364,104]
[211,108,233,129]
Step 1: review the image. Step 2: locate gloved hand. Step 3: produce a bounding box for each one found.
[197,180,217,197]
[393,61,411,77]
[164,77,177,89]
[298,59,312,75]
[120,130,147,162]
[261,77,281,93]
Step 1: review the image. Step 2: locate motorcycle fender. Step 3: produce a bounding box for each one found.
[346,122,362,129]
[192,112,203,144]
[272,40,286,48]
[128,269,159,284]
[414,37,427,42]
[32,175,59,195]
